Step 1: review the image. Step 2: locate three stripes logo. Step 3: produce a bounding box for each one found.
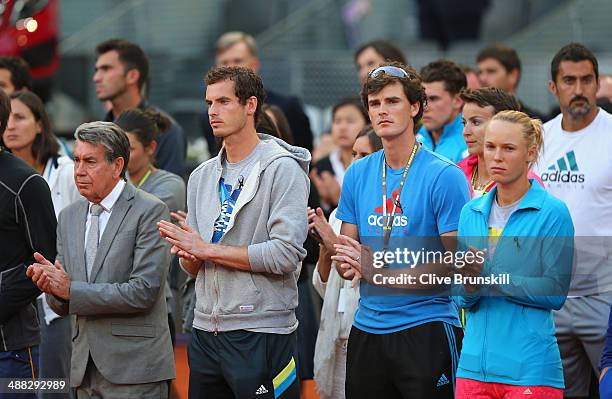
[254,384,268,395]
[541,150,585,184]
[436,373,450,387]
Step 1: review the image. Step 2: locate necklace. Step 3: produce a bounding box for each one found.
[471,164,493,191]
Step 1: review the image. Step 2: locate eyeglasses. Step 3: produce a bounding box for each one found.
[368,66,411,79]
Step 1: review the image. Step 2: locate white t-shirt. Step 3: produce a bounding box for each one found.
[536,108,612,295]
[329,149,346,187]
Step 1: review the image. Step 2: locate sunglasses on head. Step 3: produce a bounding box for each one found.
[368,66,411,79]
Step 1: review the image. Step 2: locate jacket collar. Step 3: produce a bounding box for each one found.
[470,179,545,215]
[421,112,463,142]
[104,99,148,122]
[214,133,311,174]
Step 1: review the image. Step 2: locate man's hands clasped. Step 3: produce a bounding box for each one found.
[157,211,206,264]
[27,252,71,300]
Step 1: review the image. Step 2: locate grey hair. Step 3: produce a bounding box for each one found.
[216,31,258,56]
[74,121,130,179]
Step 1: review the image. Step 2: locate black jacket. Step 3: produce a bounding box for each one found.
[0,151,57,350]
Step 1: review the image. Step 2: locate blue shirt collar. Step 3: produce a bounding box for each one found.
[420,112,463,141]
[445,112,463,133]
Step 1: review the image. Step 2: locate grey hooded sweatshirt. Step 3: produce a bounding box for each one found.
[184,134,310,333]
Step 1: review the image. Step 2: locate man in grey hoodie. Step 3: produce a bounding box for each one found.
[158,66,309,399]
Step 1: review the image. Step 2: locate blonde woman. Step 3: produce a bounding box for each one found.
[455,111,574,398]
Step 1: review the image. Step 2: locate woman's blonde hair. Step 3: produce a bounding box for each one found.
[489,110,544,166]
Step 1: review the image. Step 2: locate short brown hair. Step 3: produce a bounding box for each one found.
[459,87,521,114]
[96,38,149,90]
[477,45,521,74]
[420,59,467,95]
[0,56,32,91]
[551,42,599,82]
[354,40,406,65]
[360,62,426,133]
[205,66,266,125]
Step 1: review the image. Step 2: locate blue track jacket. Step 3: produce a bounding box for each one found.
[454,181,574,388]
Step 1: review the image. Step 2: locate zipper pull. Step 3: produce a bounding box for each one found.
[514,237,520,249]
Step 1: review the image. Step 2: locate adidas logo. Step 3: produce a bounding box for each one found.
[541,150,585,183]
[255,385,268,395]
[436,373,450,387]
[548,150,579,172]
[523,388,533,395]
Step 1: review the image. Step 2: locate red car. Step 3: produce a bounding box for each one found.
[0,0,59,83]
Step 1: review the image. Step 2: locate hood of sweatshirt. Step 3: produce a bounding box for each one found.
[216,133,311,175]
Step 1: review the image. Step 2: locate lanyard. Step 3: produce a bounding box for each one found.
[45,157,58,180]
[382,143,419,251]
[137,169,152,188]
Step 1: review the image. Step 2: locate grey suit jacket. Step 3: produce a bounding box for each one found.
[47,182,175,387]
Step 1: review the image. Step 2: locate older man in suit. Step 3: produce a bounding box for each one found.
[27,121,175,398]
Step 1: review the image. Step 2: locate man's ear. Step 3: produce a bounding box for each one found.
[548,80,558,97]
[126,69,140,87]
[410,101,420,118]
[508,68,520,91]
[451,94,464,112]
[246,96,258,116]
[113,157,125,180]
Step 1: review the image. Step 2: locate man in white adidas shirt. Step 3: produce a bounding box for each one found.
[537,42,612,399]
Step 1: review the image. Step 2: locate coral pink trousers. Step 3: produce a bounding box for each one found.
[456,377,563,399]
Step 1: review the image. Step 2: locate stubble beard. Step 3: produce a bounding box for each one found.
[97,83,128,103]
[565,102,592,120]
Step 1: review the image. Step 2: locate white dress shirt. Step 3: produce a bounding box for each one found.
[84,179,126,250]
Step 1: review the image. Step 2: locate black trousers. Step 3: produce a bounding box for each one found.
[345,322,462,399]
[188,328,300,399]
